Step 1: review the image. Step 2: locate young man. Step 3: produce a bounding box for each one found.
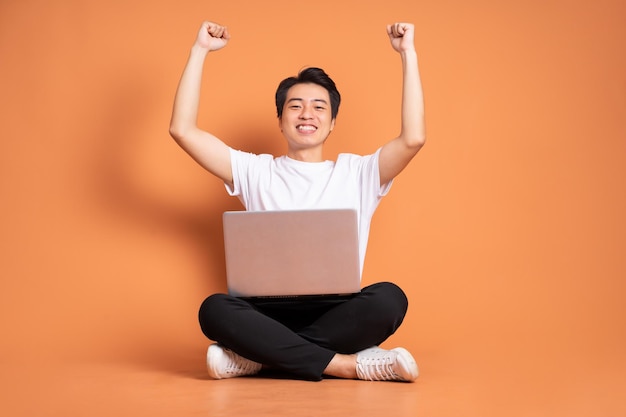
[169,21,425,382]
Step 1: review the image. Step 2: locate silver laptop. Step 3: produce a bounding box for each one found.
[222,209,361,298]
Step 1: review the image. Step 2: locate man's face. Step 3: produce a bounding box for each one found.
[278,83,336,154]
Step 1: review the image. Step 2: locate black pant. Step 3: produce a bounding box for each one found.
[198,282,408,381]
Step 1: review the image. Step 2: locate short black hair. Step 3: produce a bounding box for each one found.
[275,67,341,119]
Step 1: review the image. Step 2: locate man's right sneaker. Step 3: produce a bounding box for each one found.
[356,346,419,382]
[206,344,262,380]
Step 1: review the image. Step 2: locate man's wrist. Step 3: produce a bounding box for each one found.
[191,44,211,55]
[399,48,417,57]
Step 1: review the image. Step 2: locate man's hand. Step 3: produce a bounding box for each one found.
[195,21,230,52]
[387,23,415,53]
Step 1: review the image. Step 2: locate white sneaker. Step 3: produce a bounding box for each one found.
[206,344,262,379]
[356,346,419,382]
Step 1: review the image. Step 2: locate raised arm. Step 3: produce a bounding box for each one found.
[378,23,426,186]
[169,21,233,185]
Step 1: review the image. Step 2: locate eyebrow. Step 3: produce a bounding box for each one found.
[286,98,329,104]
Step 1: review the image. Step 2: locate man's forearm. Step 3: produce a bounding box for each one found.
[399,49,426,148]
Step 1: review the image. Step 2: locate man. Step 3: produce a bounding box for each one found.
[169,20,425,382]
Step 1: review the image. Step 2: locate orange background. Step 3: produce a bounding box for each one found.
[1,0,625,415]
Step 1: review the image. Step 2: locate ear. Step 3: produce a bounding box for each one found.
[278,116,283,131]
[330,118,336,131]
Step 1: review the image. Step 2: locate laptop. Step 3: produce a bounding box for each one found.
[222,209,361,299]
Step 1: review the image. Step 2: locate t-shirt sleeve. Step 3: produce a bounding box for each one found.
[362,147,393,199]
[224,148,273,209]
[339,148,393,217]
[224,147,260,209]
[224,148,243,197]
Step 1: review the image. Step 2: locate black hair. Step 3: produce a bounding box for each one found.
[275,67,341,119]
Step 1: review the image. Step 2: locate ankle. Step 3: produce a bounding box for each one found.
[323,353,358,379]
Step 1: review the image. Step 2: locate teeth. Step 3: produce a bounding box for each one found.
[297,125,316,132]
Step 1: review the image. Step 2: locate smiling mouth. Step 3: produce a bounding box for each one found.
[297,125,317,132]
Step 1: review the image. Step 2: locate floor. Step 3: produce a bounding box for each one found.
[4,344,625,417]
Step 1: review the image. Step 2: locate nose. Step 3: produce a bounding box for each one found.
[299,104,313,119]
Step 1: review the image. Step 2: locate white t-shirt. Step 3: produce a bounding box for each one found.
[225,147,392,277]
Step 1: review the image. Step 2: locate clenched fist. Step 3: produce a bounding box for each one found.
[387,23,415,53]
[195,21,231,52]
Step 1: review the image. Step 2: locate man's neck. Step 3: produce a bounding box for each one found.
[286,146,324,162]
